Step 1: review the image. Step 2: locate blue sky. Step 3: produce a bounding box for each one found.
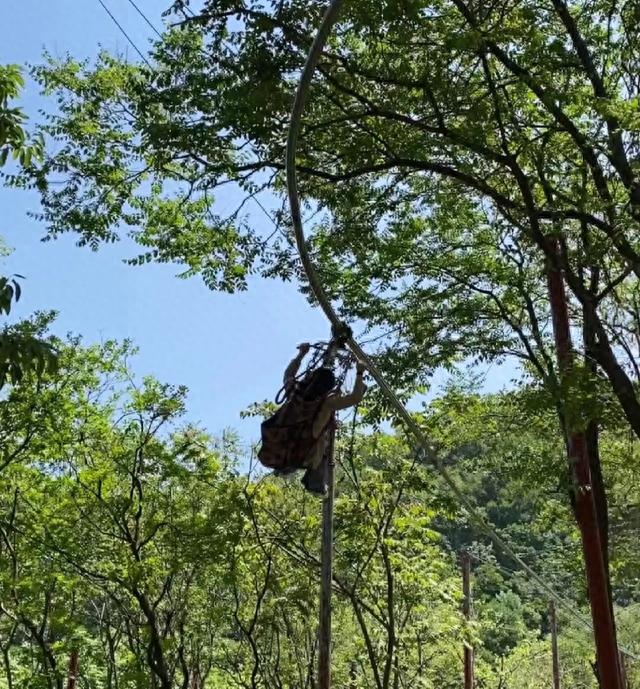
[1,0,517,443]
[1,0,329,439]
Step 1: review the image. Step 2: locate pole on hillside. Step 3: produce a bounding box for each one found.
[349,660,358,689]
[546,238,622,689]
[318,424,336,689]
[462,551,474,689]
[66,649,79,689]
[549,601,561,689]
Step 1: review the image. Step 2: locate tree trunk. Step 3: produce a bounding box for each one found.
[3,646,13,689]
[619,652,628,689]
[133,590,172,689]
[105,626,119,689]
[549,601,561,689]
[349,661,357,689]
[583,306,616,626]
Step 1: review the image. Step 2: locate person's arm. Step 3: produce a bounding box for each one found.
[328,361,367,411]
[283,343,311,387]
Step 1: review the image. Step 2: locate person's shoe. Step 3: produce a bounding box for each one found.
[301,468,327,496]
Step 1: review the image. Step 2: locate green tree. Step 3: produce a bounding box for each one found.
[20,6,640,680]
[23,0,639,577]
[0,65,43,169]
[1,331,635,686]
[0,336,245,688]
[0,65,55,390]
[24,0,640,432]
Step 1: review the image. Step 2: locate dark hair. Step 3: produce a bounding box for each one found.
[301,367,336,401]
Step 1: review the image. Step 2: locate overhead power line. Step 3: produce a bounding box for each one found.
[97,0,284,232]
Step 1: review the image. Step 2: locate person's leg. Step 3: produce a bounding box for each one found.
[301,435,328,495]
[301,463,326,494]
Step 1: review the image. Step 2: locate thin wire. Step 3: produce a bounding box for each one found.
[97,0,285,273]
[96,0,153,68]
[284,0,639,662]
[103,0,283,235]
[96,0,282,233]
[124,0,164,39]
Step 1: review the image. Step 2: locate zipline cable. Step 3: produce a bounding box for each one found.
[284,0,639,661]
[96,0,153,68]
[125,0,164,39]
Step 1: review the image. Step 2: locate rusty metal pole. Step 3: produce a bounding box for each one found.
[318,425,336,689]
[549,601,561,689]
[462,551,474,689]
[619,652,628,689]
[546,238,621,689]
[66,649,79,689]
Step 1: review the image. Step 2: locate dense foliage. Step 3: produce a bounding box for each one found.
[0,337,636,688]
[24,0,640,428]
[0,65,56,389]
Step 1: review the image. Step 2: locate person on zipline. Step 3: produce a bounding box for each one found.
[258,342,366,494]
[285,343,367,493]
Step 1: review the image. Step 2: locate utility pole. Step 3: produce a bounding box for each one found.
[549,601,561,689]
[191,667,202,689]
[546,238,622,689]
[66,649,79,689]
[349,660,358,689]
[318,425,336,689]
[461,551,474,689]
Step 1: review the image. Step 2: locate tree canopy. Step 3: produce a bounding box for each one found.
[0,335,636,687]
[25,0,640,435]
[0,64,56,389]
